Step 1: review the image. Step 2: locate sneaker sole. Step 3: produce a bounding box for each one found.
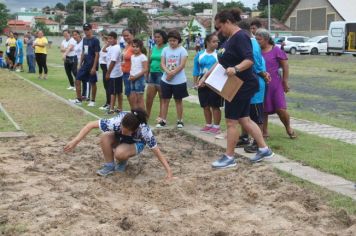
[96,170,114,176]
[250,152,274,163]
[264,152,275,159]
[212,163,237,169]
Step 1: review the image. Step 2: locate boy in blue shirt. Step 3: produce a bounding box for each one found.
[0,51,7,68]
[13,32,24,72]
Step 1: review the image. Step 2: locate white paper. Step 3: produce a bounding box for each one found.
[205,64,228,92]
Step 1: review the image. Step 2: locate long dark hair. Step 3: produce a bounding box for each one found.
[154,29,168,44]
[204,33,217,48]
[121,109,148,131]
[132,38,147,55]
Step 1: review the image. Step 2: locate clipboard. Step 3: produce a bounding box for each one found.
[205,64,244,102]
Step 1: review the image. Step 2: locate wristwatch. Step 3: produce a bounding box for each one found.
[234,66,240,74]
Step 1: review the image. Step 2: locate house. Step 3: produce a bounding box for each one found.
[16,10,44,22]
[282,0,356,36]
[4,20,31,34]
[33,17,60,33]
[112,0,123,9]
[196,9,213,17]
[152,15,192,31]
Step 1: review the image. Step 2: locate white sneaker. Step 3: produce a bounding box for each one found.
[87,101,95,107]
[15,69,21,72]
[67,86,75,90]
[69,99,82,105]
[99,104,109,110]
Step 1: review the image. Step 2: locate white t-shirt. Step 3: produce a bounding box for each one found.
[61,38,76,57]
[74,39,83,60]
[130,54,147,77]
[99,46,107,64]
[106,44,123,78]
[161,46,188,85]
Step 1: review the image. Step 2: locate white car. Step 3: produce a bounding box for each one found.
[297,36,328,55]
[276,36,309,54]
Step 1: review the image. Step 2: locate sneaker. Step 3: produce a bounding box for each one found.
[69,98,82,105]
[250,148,274,163]
[244,142,258,153]
[96,163,115,176]
[107,109,115,114]
[236,136,250,148]
[209,127,221,134]
[99,104,109,110]
[114,109,122,113]
[176,121,184,128]
[67,86,75,90]
[38,76,42,80]
[156,120,167,128]
[114,160,128,173]
[87,101,95,107]
[15,69,21,72]
[200,125,211,132]
[212,154,237,169]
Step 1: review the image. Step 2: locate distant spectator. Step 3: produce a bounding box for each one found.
[0,51,7,68]
[24,32,36,73]
[121,28,135,109]
[147,35,155,51]
[250,18,262,36]
[5,32,16,70]
[33,30,48,80]
[13,32,24,72]
[185,37,190,50]
[195,33,202,52]
[119,36,125,49]
[60,30,77,90]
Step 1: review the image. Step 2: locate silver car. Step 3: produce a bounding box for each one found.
[276,36,309,54]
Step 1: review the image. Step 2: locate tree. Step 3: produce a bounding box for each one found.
[55,2,66,11]
[163,0,171,9]
[34,21,50,35]
[127,10,148,35]
[0,3,9,33]
[258,0,292,20]
[192,2,212,15]
[185,19,201,41]
[65,13,83,25]
[177,7,191,16]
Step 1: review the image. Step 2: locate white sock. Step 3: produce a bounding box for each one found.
[258,147,269,152]
[212,124,220,129]
[225,154,234,160]
[206,124,213,127]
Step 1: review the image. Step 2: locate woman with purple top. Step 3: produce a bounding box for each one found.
[255,28,296,139]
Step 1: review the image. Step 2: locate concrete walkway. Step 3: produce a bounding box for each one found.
[185,95,356,145]
[184,125,356,201]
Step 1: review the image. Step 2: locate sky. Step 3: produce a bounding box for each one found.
[3,0,260,13]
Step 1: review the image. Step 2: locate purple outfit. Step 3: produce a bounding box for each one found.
[262,46,288,114]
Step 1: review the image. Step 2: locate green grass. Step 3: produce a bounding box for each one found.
[276,169,356,216]
[0,110,16,132]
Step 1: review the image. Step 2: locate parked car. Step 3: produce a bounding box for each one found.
[297,36,328,55]
[276,36,309,54]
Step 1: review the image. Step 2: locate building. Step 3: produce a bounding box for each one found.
[282,0,356,36]
[33,17,60,33]
[152,15,192,31]
[196,9,213,17]
[4,20,31,34]
[112,0,123,9]
[16,10,44,22]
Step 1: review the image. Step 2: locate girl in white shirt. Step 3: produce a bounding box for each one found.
[129,39,148,110]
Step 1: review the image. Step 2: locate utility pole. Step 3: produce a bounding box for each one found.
[83,0,86,24]
[268,0,271,31]
[211,0,217,32]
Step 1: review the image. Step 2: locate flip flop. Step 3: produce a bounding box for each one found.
[287,131,297,139]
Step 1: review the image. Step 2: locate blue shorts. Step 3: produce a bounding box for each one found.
[76,64,98,83]
[148,72,163,86]
[135,141,145,154]
[15,55,23,64]
[130,76,146,94]
[123,73,131,96]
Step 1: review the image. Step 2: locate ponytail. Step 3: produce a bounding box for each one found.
[121,109,148,131]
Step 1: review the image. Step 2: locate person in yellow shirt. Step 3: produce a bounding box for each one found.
[5,32,16,70]
[33,31,48,80]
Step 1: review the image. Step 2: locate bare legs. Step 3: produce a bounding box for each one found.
[146,84,162,119]
[263,108,295,138]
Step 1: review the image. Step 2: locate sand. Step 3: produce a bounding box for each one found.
[0,130,355,235]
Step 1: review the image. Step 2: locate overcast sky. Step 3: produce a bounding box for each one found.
[3,0,259,13]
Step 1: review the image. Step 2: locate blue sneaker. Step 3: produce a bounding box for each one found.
[115,160,128,173]
[96,163,115,176]
[212,154,237,169]
[250,148,274,163]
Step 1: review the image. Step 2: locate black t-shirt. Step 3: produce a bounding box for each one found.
[82,36,100,66]
[218,30,258,99]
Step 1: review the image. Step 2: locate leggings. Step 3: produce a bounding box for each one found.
[35,53,48,74]
[64,56,77,87]
[100,63,110,105]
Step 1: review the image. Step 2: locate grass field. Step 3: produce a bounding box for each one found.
[0,108,16,132]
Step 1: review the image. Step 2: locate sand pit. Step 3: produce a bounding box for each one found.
[0,130,355,235]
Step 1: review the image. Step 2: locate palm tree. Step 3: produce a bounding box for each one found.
[185,18,201,41]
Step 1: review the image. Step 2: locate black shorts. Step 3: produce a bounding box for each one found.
[225,96,251,120]
[160,81,189,100]
[108,76,123,95]
[198,86,224,108]
[249,103,264,124]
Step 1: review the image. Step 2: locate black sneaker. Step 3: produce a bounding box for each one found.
[236,136,250,148]
[156,120,167,128]
[244,142,258,153]
[176,120,184,128]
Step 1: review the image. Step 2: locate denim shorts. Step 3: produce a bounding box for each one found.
[130,76,146,94]
[135,141,145,154]
[122,73,131,96]
[148,72,163,86]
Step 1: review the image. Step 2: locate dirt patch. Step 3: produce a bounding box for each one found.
[0,130,355,235]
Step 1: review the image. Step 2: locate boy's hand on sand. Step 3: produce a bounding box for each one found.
[64,140,78,153]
